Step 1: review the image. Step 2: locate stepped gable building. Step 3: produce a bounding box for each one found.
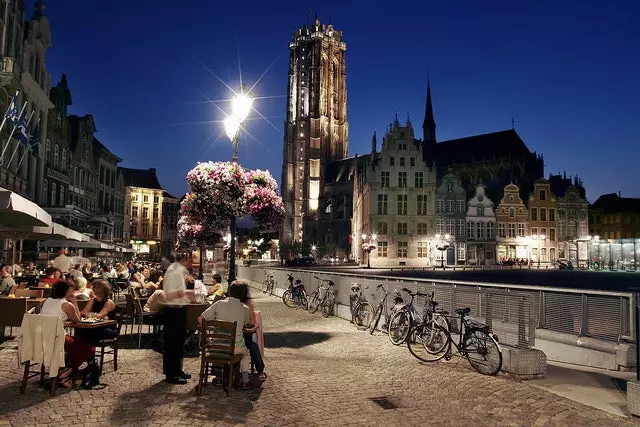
[280,18,544,256]
[352,119,437,267]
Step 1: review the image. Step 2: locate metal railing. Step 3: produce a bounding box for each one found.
[238,265,635,349]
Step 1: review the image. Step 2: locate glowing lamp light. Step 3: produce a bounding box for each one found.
[362,233,367,240]
[445,234,451,240]
[371,233,377,240]
[231,93,253,122]
[224,115,241,140]
[311,245,317,251]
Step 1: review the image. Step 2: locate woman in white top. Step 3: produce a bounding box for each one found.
[40,280,93,385]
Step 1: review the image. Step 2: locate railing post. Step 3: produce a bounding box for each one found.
[538,291,546,328]
[485,291,493,331]
[517,294,527,348]
[580,294,589,336]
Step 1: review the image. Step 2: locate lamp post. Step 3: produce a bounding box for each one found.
[532,234,546,268]
[361,233,377,268]
[222,91,253,283]
[435,233,451,269]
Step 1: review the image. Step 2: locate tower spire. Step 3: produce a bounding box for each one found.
[422,78,436,142]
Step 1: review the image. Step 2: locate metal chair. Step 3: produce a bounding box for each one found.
[131,295,161,348]
[196,320,243,396]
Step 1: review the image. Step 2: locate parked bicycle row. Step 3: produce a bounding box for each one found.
[260,269,503,375]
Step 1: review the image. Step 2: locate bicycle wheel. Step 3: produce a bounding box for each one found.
[354,302,374,329]
[308,290,321,314]
[388,310,411,345]
[407,323,450,362]
[321,293,334,317]
[369,305,382,334]
[282,290,298,308]
[268,281,275,295]
[300,291,309,310]
[262,279,268,294]
[464,329,502,375]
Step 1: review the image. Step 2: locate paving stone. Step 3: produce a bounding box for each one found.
[0,291,638,426]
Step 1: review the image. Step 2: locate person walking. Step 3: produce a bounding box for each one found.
[161,253,192,384]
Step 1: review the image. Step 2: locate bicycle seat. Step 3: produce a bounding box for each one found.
[455,307,471,316]
[328,280,335,286]
[401,287,412,294]
[268,275,273,278]
[431,301,439,307]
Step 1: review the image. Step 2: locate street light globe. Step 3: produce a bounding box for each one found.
[435,234,440,239]
[362,233,367,240]
[232,93,253,122]
[224,115,241,140]
[444,234,451,240]
[311,245,317,251]
[371,233,377,240]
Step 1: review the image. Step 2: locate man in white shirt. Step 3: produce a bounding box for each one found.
[199,280,254,390]
[161,253,192,384]
[53,249,71,274]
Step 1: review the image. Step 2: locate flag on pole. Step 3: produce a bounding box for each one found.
[29,122,39,157]
[17,111,29,145]
[4,93,19,124]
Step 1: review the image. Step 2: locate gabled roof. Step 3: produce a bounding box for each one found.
[163,191,179,200]
[119,167,163,190]
[591,193,640,214]
[93,137,122,163]
[434,129,533,165]
[324,155,369,184]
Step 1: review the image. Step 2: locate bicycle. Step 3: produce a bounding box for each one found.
[406,292,452,362]
[408,306,502,375]
[349,283,374,329]
[262,270,275,295]
[308,276,336,317]
[387,287,430,345]
[369,284,404,335]
[282,274,308,310]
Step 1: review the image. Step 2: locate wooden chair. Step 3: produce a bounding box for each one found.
[14,289,44,299]
[95,306,124,372]
[196,320,243,396]
[186,304,209,331]
[17,282,28,289]
[19,314,74,397]
[0,297,28,340]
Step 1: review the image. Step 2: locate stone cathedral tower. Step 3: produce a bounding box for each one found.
[281,17,348,244]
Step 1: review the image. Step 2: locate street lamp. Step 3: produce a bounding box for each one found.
[532,234,546,268]
[223,90,253,282]
[362,233,377,268]
[435,233,451,269]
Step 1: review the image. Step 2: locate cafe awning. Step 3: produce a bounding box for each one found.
[42,237,115,250]
[31,222,84,241]
[0,186,51,228]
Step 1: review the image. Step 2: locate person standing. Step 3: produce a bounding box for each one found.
[161,253,192,384]
[53,249,71,274]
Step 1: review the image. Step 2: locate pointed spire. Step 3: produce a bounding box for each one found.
[422,78,436,142]
[371,131,377,154]
[394,111,399,126]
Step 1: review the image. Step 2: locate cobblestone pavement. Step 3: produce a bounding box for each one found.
[0,291,638,427]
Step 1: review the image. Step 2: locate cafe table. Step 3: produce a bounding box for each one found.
[64,319,117,330]
[29,286,52,298]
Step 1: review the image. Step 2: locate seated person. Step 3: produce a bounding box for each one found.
[199,280,254,390]
[23,261,38,276]
[210,273,226,302]
[69,264,83,281]
[116,263,129,279]
[73,277,94,300]
[240,286,266,381]
[144,278,166,312]
[82,263,94,280]
[79,280,117,343]
[0,263,16,296]
[40,267,62,286]
[39,280,95,386]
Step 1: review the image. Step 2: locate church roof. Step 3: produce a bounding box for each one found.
[591,193,640,213]
[434,129,532,165]
[119,167,164,190]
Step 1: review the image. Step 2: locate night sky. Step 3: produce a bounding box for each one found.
[42,1,639,201]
